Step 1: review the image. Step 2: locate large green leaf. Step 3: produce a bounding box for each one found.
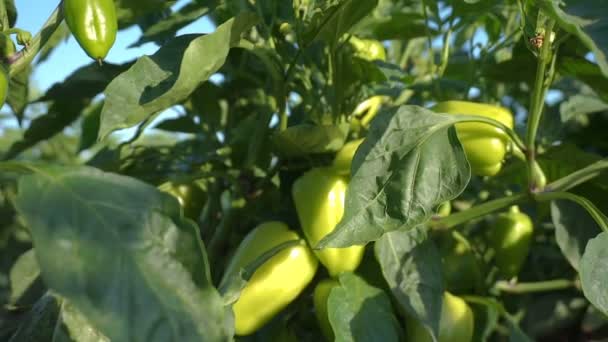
[53,302,110,342]
[98,13,259,140]
[551,200,602,271]
[375,227,443,341]
[580,231,608,316]
[327,272,401,342]
[14,166,230,341]
[318,105,470,248]
[539,0,608,77]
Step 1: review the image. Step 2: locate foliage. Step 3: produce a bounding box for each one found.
[1,0,608,341]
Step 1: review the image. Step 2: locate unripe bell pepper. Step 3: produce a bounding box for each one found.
[332,138,364,176]
[223,222,318,336]
[432,101,514,176]
[313,279,340,341]
[406,292,474,342]
[292,168,365,277]
[63,0,117,60]
[0,66,8,109]
[489,206,534,279]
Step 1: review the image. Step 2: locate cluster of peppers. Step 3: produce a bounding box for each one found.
[157,37,534,340]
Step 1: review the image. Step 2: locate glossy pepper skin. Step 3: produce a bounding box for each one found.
[313,279,340,341]
[223,222,318,336]
[432,101,514,176]
[63,0,117,60]
[407,292,474,342]
[0,66,8,109]
[292,168,365,277]
[332,138,364,176]
[349,36,386,61]
[489,206,534,279]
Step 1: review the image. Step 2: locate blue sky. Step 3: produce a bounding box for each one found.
[16,0,214,92]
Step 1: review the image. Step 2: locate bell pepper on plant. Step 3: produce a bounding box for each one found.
[406,292,474,342]
[223,222,318,336]
[332,138,364,176]
[313,278,340,341]
[432,101,514,176]
[292,168,365,277]
[489,206,534,279]
[63,0,117,60]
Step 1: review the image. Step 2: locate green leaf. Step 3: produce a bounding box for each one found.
[53,302,110,342]
[551,200,602,271]
[327,272,401,342]
[6,67,30,124]
[297,0,378,47]
[3,63,129,160]
[463,296,501,342]
[271,123,349,157]
[375,227,443,341]
[560,93,608,122]
[352,0,429,40]
[539,0,608,77]
[580,231,608,316]
[98,13,259,140]
[79,102,103,152]
[8,249,44,307]
[8,293,61,342]
[558,57,608,102]
[130,2,214,47]
[14,166,231,341]
[318,105,470,248]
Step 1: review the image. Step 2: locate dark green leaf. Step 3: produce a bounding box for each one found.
[130,2,214,47]
[99,13,259,139]
[8,293,61,342]
[319,105,470,248]
[327,272,401,342]
[154,116,200,133]
[560,94,608,122]
[539,0,608,77]
[8,249,44,307]
[375,227,443,341]
[79,102,103,151]
[6,67,30,123]
[298,0,378,46]
[551,200,602,271]
[580,231,608,316]
[14,166,230,341]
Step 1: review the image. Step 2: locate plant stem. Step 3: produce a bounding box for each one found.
[8,4,63,77]
[494,279,577,294]
[434,193,528,229]
[457,115,527,154]
[534,191,608,232]
[546,158,608,192]
[525,18,555,186]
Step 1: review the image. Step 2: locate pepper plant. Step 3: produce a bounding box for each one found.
[0,0,608,341]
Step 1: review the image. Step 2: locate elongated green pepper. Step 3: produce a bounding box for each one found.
[292,168,365,277]
[223,222,318,335]
[63,0,117,60]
